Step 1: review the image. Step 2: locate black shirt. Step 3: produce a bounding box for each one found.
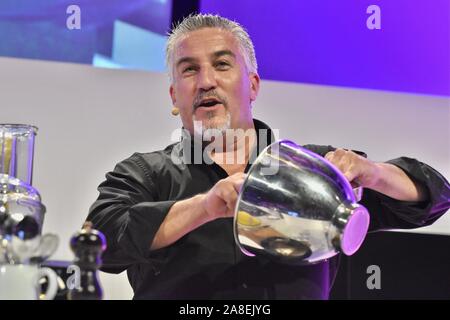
[87,119,450,299]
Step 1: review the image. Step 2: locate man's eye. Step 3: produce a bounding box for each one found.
[215,61,230,69]
[183,66,196,73]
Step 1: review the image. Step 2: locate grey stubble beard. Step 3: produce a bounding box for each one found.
[193,110,232,140]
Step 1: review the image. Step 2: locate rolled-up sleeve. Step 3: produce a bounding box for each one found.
[87,154,175,274]
[363,157,450,231]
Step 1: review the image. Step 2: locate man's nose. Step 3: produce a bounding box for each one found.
[196,66,217,91]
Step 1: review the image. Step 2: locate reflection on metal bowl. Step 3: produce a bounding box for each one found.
[260,237,312,259]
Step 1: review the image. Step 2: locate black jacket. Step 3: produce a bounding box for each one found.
[87,119,449,299]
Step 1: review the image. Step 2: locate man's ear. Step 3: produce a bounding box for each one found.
[169,85,176,105]
[249,73,260,102]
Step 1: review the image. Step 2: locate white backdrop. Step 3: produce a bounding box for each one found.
[1,56,449,299]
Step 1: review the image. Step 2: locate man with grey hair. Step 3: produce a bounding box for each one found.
[87,14,449,299]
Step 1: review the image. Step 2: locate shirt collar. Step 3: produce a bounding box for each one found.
[177,118,275,166]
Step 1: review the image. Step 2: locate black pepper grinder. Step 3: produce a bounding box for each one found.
[67,221,106,300]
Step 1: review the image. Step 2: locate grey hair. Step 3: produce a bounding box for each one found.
[166,14,258,83]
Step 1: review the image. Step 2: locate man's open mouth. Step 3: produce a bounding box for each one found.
[195,98,222,109]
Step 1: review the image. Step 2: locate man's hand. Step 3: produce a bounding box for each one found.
[325,148,427,202]
[325,148,380,188]
[151,173,246,250]
[201,172,247,221]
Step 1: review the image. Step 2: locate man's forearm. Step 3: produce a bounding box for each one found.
[150,173,245,251]
[150,194,209,250]
[369,163,428,202]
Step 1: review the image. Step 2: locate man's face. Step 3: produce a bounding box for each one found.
[169,28,260,136]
